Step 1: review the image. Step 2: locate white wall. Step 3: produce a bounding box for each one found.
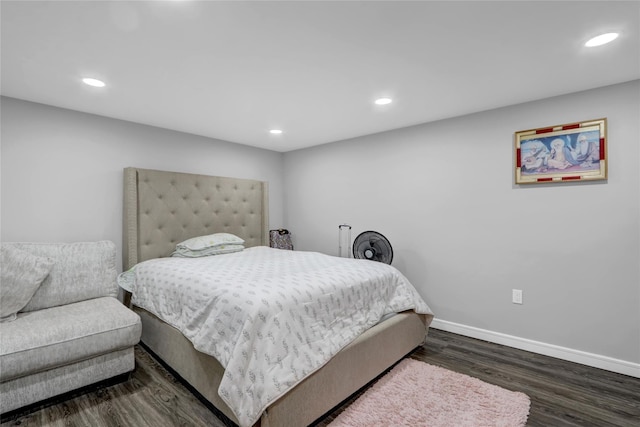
[2,83,638,373]
[1,97,285,272]
[283,80,640,369]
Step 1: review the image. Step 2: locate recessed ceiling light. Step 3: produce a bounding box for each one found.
[82,77,106,87]
[374,97,392,105]
[585,33,619,47]
[269,129,283,134]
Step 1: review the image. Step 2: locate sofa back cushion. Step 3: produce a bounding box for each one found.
[2,241,118,311]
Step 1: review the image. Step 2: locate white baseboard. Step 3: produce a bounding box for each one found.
[429,318,640,378]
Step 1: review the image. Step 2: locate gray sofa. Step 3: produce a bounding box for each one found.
[0,241,142,414]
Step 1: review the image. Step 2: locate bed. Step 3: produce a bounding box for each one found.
[122,167,433,427]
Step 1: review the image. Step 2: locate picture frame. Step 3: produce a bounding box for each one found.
[515,118,607,184]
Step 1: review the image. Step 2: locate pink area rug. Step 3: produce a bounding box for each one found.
[329,359,530,427]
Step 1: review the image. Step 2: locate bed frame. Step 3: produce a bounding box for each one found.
[123,167,429,427]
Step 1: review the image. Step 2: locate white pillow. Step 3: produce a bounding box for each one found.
[171,244,244,258]
[176,233,245,251]
[0,246,54,322]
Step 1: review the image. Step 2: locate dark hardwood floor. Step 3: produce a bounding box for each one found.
[410,329,640,427]
[2,328,639,426]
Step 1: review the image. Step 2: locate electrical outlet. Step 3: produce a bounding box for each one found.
[512,289,523,304]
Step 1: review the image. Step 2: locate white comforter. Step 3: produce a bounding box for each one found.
[126,246,432,426]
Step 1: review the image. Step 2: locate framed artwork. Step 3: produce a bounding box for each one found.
[515,118,607,184]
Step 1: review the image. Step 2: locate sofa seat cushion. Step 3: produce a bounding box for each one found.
[0,297,141,382]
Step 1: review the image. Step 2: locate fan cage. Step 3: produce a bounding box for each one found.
[352,231,393,264]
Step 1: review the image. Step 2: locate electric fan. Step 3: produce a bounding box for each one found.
[352,231,393,264]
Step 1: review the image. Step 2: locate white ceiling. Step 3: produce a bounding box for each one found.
[2,1,639,152]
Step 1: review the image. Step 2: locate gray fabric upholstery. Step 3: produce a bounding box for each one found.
[123,167,269,270]
[0,246,54,322]
[0,297,141,382]
[0,348,134,413]
[0,241,141,414]
[4,241,118,312]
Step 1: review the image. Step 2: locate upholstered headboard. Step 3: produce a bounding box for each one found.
[123,167,269,270]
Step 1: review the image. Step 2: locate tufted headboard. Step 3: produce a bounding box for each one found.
[123,167,269,270]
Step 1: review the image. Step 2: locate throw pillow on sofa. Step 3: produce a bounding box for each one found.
[0,245,54,322]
